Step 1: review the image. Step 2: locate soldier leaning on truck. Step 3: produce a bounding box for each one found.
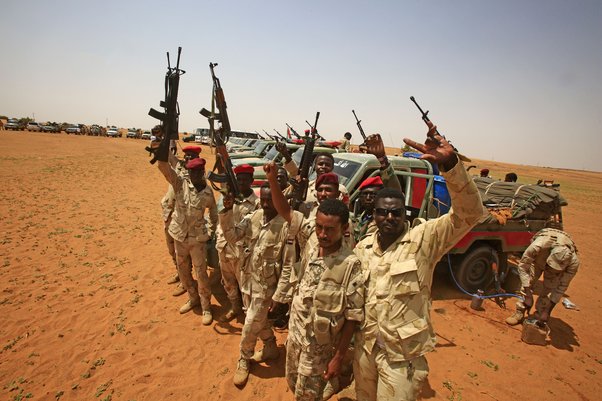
[505,228,580,327]
[353,121,484,401]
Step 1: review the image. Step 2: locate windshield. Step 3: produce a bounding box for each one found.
[264,146,280,161]
[332,159,362,187]
[253,141,266,153]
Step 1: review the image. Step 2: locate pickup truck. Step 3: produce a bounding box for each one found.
[5,119,24,131]
[331,152,566,293]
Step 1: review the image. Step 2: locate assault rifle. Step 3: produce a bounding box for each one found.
[409,96,470,161]
[285,123,302,140]
[199,63,241,200]
[305,119,325,141]
[351,109,368,142]
[263,129,277,141]
[291,112,320,210]
[273,129,289,142]
[147,47,185,164]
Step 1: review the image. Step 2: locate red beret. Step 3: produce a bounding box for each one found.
[359,176,384,190]
[182,145,202,154]
[315,172,339,188]
[304,129,310,135]
[234,164,254,175]
[186,157,206,170]
[480,168,489,175]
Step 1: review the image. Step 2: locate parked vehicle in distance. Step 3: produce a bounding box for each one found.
[5,119,23,130]
[126,130,137,138]
[41,124,59,133]
[141,131,152,140]
[200,135,211,145]
[107,129,120,137]
[65,124,81,134]
[26,122,42,132]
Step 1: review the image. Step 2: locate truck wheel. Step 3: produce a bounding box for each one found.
[455,246,496,293]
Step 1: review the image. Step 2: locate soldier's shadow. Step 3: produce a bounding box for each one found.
[548,317,579,351]
[249,345,286,379]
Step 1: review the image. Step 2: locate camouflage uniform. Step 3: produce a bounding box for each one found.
[163,165,217,312]
[338,138,351,152]
[353,159,483,401]
[515,228,579,316]
[281,211,364,401]
[215,193,260,311]
[282,160,349,205]
[219,209,294,360]
[161,185,177,272]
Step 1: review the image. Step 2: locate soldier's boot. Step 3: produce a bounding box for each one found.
[505,309,525,326]
[172,283,186,297]
[322,377,340,401]
[251,338,279,363]
[179,298,200,314]
[224,300,244,321]
[233,358,250,387]
[202,310,213,326]
[166,274,180,285]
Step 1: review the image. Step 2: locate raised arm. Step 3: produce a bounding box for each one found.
[264,161,293,224]
[365,133,401,191]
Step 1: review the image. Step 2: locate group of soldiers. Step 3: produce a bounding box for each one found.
[151,121,580,401]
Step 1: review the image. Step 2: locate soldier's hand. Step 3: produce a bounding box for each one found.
[403,120,456,169]
[323,354,343,380]
[365,133,386,159]
[275,141,290,157]
[263,161,278,182]
[223,193,234,210]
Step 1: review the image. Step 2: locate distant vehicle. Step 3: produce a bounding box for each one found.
[126,130,137,138]
[107,129,120,138]
[41,124,59,133]
[26,122,42,132]
[141,131,152,140]
[200,135,211,145]
[65,125,81,134]
[5,119,22,130]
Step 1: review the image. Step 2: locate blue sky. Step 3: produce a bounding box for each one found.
[1,0,600,171]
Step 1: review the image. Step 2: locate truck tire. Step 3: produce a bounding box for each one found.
[455,245,497,293]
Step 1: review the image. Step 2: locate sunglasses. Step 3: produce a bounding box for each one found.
[374,207,404,217]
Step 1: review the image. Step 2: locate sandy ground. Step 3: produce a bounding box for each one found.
[1,131,601,401]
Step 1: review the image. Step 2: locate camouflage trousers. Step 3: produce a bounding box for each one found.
[515,267,561,316]
[218,253,242,308]
[353,343,429,401]
[285,338,333,401]
[240,293,275,360]
[164,222,177,271]
[174,237,212,310]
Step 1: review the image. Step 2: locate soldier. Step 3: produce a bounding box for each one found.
[338,132,352,152]
[275,142,349,205]
[353,121,484,401]
[161,185,188,295]
[505,228,579,327]
[157,148,217,324]
[350,134,401,243]
[215,164,260,321]
[219,184,294,388]
[265,163,365,401]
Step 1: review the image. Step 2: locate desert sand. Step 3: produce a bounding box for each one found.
[1,131,601,401]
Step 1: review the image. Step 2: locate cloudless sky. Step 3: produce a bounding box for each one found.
[1,0,601,171]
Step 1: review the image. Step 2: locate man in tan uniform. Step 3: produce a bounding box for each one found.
[219,184,294,388]
[338,132,352,152]
[353,121,484,401]
[215,164,260,321]
[157,153,217,324]
[266,163,365,401]
[506,228,579,326]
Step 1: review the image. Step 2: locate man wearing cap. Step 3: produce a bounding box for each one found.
[480,168,490,178]
[157,150,217,324]
[353,121,483,401]
[351,134,402,243]
[506,228,580,327]
[215,164,260,321]
[276,146,349,205]
[219,183,295,387]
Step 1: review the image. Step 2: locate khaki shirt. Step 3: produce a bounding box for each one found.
[161,163,217,243]
[219,209,294,299]
[354,158,484,362]
[338,138,351,152]
[161,185,176,223]
[215,192,260,257]
[518,228,579,304]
